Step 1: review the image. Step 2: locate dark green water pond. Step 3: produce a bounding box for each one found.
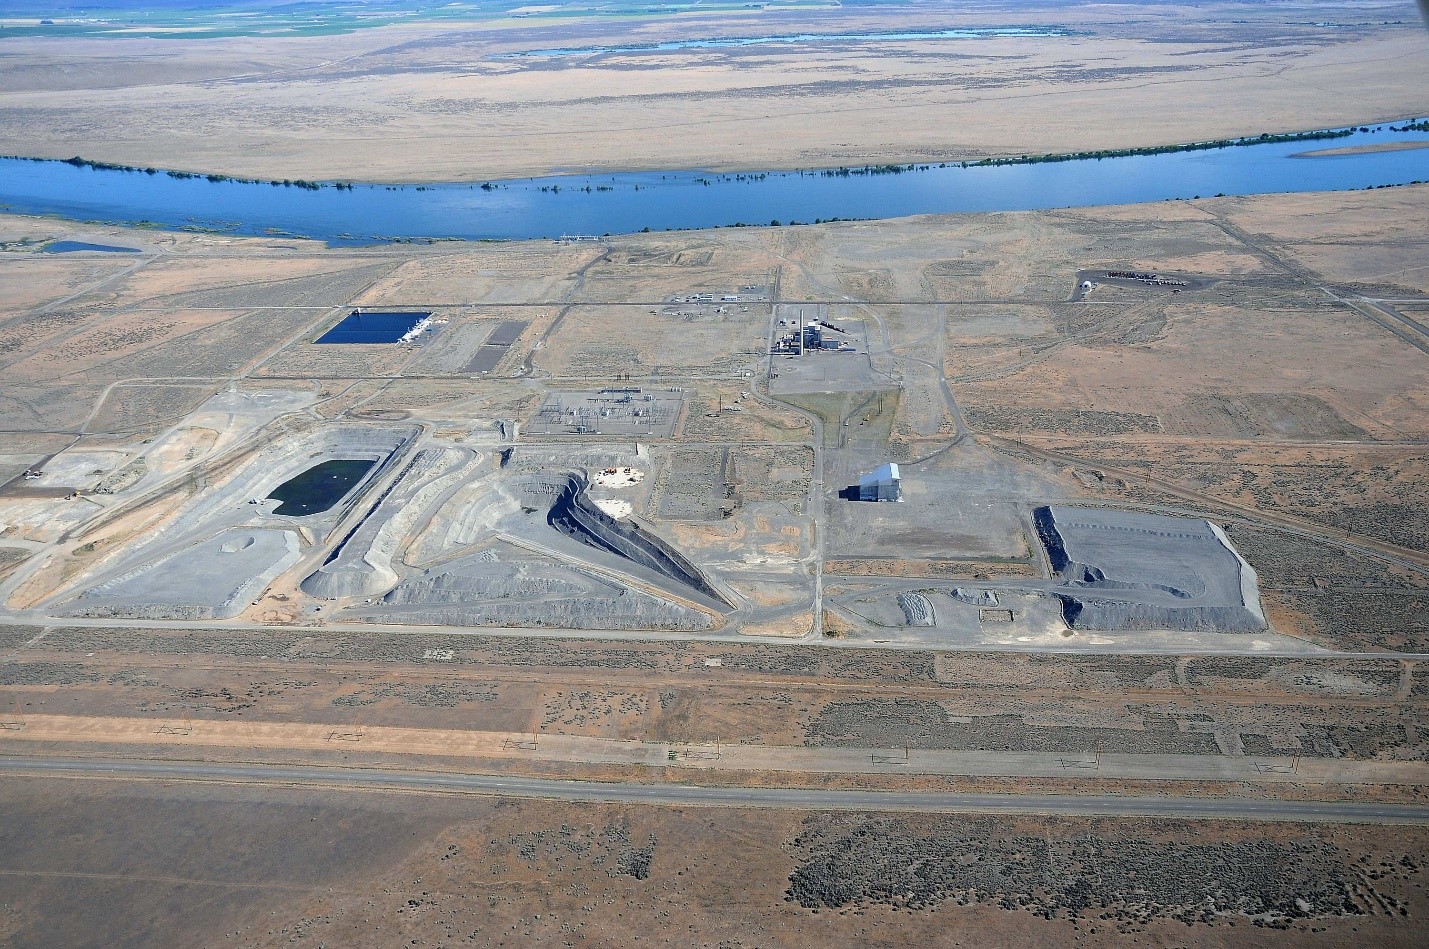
[43,240,141,253]
[268,459,376,516]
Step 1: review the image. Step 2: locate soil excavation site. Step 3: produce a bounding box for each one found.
[4,185,1428,655]
[2,176,1429,949]
[2,3,1428,946]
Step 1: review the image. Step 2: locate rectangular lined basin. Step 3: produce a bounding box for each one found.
[316,310,429,344]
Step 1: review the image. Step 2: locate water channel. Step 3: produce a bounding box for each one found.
[503,25,1075,58]
[1,124,1425,244]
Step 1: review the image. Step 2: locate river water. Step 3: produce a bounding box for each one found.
[504,26,1075,58]
[1,124,1425,244]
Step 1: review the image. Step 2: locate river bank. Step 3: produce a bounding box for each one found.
[2,123,1427,244]
[1,8,1425,184]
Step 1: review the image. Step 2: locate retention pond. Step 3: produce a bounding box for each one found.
[268,459,376,517]
[42,240,142,253]
[316,310,430,344]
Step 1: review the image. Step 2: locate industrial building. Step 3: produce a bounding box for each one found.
[771,318,856,355]
[858,462,901,502]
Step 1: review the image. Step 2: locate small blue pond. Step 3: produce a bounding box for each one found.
[44,240,142,254]
[315,310,430,344]
[268,459,376,516]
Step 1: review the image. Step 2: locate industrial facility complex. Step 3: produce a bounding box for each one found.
[772,317,858,356]
[0,258,1287,648]
[0,175,1426,948]
[2,1,1428,944]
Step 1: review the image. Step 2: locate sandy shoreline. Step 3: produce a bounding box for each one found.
[1292,139,1429,159]
[10,118,1427,188]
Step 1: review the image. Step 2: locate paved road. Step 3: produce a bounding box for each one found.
[11,612,1429,659]
[4,755,1426,824]
[1205,213,1429,359]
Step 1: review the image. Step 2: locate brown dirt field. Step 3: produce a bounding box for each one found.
[1,173,1428,947]
[4,777,1424,948]
[951,300,1427,439]
[236,806,1429,948]
[4,634,1427,770]
[354,250,604,305]
[0,253,402,392]
[534,305,767,378]
[1213,186,1429,247]
[1,3,1425,183]
[0,257,137,318]
[7,309,246,378]
[679,385,813,442]
[1027,440,1429,552]
[106,255,384,305]
[573,239,774,306]
[724,579,809,611]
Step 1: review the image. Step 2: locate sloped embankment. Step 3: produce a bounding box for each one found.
[545,472,731,610]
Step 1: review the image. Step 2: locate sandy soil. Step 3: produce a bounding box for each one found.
[0,620,1425,944]
[1,776,1425,948]
[2,628,1425,775]
[0,2,1425,181]
[1,11,1426,937]
[1295,140,1429,158]
[0,186,1425,948]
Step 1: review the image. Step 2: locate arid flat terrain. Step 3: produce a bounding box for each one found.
[1,173,1427,943]
[4,774,1427,949]
[2,3,1429,936]
[0,1,1426,181]
[3,185,1426,647]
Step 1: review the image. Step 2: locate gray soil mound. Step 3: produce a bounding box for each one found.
[375,547,712,631]
[66,528,300,620]
[896,592,935,626]
[1033,506,1265,632]
[300,448,457,600]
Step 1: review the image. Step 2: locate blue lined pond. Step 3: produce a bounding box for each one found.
[42,240,142,253]
[1,123,1425,245]
[316,310,431,344]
